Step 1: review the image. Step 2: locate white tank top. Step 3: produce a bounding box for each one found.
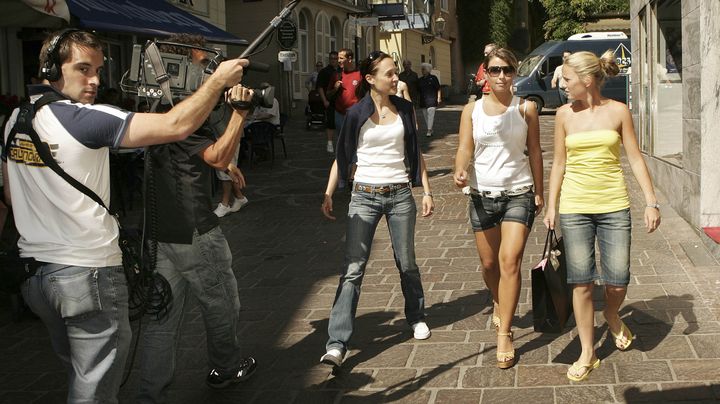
[353,115,409,185]
[468,96,534,191]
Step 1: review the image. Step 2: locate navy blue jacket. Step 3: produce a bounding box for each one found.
[335,94,422,189]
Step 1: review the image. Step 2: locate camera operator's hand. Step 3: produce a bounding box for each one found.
[226,84,254,113]
[211,58,247,88]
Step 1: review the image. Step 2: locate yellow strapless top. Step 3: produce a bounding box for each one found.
[559,130,630,214]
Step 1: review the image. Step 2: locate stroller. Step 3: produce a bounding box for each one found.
[305,89,325,129]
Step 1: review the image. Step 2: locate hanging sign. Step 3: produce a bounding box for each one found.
[276,19,298,50]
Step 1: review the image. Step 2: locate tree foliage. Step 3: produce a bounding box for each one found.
[489,0,513,47]
[539,0,629,40]
[456,0,491,64]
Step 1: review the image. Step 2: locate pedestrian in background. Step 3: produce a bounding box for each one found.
[544,50,661,382]
[398,59,419,106]
[319,51,434,369]
[418,63,441,137]
[453,48,544,369]
[306,60,323,92]
[316,51,340,153]
[474,43,498,98]
[551,50,572,104]
[331,48,362,135]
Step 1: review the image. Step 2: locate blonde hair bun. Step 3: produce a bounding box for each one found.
[599,49,620,78]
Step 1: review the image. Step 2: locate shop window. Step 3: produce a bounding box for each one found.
[652,0,683,166]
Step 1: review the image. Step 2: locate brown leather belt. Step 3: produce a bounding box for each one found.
[354,182,410,194]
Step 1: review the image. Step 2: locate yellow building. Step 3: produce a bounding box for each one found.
[375,0,461,96]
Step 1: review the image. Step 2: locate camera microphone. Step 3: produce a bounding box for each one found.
[241,59,270,73]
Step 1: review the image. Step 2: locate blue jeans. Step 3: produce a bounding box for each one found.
[21,264,131,404]
[560,208,632,286]
[137,227,242,403]
[326,186,426,352]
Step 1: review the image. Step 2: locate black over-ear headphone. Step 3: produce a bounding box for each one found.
[40,28,82,82]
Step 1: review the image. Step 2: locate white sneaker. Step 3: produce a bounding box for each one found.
[412,321,431,340]
[425,132,432,137]
[230,196,249,212]
[320,348,343,368]
[326,142,334,153]
[213,203,233,217]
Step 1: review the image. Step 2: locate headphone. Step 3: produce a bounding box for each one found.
[40,28,81,82]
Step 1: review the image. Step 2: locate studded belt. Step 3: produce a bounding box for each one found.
[354,182,410,194]
[464,185,533,198]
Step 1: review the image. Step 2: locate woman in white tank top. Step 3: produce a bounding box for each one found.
[319,52,435,369]
[453,48,544,369]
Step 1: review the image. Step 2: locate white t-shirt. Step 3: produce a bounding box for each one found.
[3,88,132,267]
[353,115,408,185]
[468,96,533,191]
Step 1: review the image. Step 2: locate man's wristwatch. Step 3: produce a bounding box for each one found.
[422,192,433,197]
[646,203,660,209]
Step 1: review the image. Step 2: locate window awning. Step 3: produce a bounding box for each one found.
[65,0,247,45]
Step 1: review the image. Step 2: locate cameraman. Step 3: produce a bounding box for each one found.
[136,33,256,404]
[1,29,246,404]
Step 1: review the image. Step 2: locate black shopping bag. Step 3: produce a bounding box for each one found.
[531,229,572,333]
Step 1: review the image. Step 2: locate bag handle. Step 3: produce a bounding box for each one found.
[542,228,560,258]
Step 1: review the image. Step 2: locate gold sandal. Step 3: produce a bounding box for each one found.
[496,331,515,369]
[609,320,634,351]
[567,358,601,381]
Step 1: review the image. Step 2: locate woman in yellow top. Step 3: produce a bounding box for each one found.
[544,50,661,382]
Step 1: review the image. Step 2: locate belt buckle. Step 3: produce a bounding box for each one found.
[483,190,503,198]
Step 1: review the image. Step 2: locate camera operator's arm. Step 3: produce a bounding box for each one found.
[200,85,253,169]
[120,59,247,148]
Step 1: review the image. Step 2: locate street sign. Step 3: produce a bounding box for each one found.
[277,50,297,63]
[276,19,298,50]
[357,17,379,27]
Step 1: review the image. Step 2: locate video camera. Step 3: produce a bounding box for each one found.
[121,41,274,110]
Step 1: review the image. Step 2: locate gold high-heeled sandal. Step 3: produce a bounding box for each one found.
[496,331,515,369]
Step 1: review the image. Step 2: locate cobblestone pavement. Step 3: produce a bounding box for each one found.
[1,105,720,404]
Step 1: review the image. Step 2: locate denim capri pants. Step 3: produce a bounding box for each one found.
[559,208,632,286]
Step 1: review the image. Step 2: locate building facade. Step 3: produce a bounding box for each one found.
[376,0,461,96]
[629,0,720,254]
[225,0,374,110]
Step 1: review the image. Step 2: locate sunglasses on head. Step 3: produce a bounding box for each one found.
[486,65,516,77]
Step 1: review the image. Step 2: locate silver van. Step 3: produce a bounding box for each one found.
[513,34,631,113]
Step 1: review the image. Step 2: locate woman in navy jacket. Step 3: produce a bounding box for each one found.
[319,51,434,369]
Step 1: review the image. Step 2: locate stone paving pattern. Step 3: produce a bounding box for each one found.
[1,106,719,403]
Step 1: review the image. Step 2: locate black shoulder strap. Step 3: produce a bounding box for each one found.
[9,94,110,213]
[3,92,65,160]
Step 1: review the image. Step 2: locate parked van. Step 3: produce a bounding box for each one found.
[513,34,631,112]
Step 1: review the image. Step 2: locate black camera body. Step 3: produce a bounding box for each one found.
[121,41,274,109]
